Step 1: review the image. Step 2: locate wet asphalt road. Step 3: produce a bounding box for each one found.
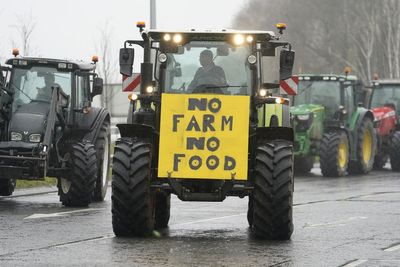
[0,165,399,267]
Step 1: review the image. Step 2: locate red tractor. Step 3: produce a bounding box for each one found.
[369,79,400,171]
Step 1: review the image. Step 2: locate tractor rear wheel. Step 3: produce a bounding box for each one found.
[390,131,400,171]
[93,122,111,201]
[58,142,97,207]
[320,131,349,177]
[0,179,16,196]
[251,141,294,240]
[294,156,314,174]
[111,138,155,236]
[348,118,376,174]
[155,192,171,229]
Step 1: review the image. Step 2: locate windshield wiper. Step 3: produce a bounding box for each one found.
[205,85,246,89]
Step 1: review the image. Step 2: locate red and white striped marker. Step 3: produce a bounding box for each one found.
[122,73,141,92]
[280,76,298,95]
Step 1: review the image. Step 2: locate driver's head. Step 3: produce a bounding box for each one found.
[44,73,55,86]
[199,50,214,67]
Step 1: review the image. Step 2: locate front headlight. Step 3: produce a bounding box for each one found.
[297,114,311,121]
[11,132,22,141]
[29,134,41,143]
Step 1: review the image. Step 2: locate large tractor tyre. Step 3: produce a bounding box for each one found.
[294,156,314,175]
[111,138,155,237]
[0,179,16,196]
[247,196,253,227]
[93,122,111,201]
[251,141,294,240]
[390,131,400,171]
[348,118,376,174]
[155,192,171,229]
[320,131,349,177]
[58,142,97,207]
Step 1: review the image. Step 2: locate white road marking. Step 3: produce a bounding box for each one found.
[171,213,246,227]
[342,259,368,267]
[304,216,367,228]
[384,243,400,252]
[24,208,105,220]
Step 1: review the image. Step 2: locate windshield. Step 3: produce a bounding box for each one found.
[371,85,400,115]
[295,80,341,116]
[10,66,72,111]
[162,41,252,95]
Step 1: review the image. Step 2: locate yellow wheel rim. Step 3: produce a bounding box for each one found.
[363,129,373,164]
[338,140,348,169]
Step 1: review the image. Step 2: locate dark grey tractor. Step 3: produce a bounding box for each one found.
[0,55,110,206]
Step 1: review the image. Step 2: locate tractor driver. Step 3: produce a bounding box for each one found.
[188,49,227,91]
[36,72,60,101]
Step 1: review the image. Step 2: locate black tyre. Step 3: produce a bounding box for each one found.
[247,196,253,227]
[155,192,171,229]
[0,179,16,196]
[111,138,155,236]
[348,118,376,174]
[390,131,400,171]
[320,131,349,177]
[294,156,314,175]
[93,122,111,201]
[58,142,97,207]
[251,141,294,240]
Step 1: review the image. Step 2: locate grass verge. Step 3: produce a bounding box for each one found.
[16,177,57,189]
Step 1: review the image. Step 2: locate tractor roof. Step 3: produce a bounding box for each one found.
[373,79,400,85]
[147,29,275,42]
[6,57,96,71]
[298,74,358,81]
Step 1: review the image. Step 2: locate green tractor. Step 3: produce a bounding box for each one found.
[291,74,376,176]
[112,22,295,239]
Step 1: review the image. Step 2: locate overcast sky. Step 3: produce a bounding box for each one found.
[0,0,249,65]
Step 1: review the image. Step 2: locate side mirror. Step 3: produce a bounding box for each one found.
[279,49,295,81]
[92,77,103,97]
[119,48,135,77]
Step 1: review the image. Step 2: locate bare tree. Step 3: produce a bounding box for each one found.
[96,21,118,110]
[11,11,37,56]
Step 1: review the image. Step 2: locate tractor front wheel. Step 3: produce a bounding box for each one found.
[320,131,349,177]
[58,142,97,207]
[251,141,294,240]
[0,179,16,196]
[390,131,400,171]
[111,138,155,236]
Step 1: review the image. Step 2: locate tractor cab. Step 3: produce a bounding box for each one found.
[370,80,400,123]
[293,74,362,128]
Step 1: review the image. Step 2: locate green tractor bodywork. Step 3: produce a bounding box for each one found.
[291,74,376,176]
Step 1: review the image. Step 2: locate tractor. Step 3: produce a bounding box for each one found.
[0,50,111,206]
[368,79,400,171]
[112,22,295,239]
[291,73,376,176]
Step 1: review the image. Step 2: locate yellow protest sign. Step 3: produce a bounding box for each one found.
[158,93,250,180]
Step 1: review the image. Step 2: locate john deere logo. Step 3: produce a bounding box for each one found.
[158,93,250,180]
